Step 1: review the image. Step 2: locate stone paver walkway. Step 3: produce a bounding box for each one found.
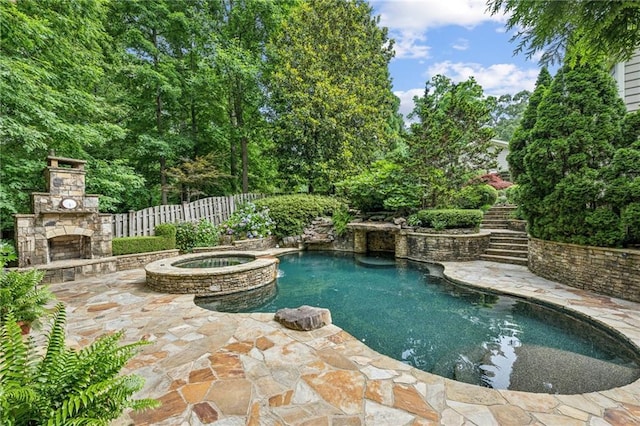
[48,256,640,425]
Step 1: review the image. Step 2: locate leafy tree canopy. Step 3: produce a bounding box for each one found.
[487,0,640,66]
[517,61,632,246]
[408,75,497,207]
[487,90,531,141]
[267,0,401,192]
[507,67,552,181]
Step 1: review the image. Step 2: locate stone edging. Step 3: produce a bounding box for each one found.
[145,251,278,296]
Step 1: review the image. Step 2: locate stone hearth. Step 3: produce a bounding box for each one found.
[14,156,112,267]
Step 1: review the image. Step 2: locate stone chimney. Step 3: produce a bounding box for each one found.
[14,156,113,267]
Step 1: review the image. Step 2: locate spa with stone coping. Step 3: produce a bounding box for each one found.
[145,251,278,296]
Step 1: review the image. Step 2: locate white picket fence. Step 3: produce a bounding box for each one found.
[112,193,263,238]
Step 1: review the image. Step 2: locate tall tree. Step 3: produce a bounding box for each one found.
[487,0,640,66]
[519,61,628,246]
[488,90,531,142]
[408,75,497,207]
[507,68,552,181]
[267,0,400,192]
[215,0,289,193]
[0,0,123,231]
[105,0,191,205]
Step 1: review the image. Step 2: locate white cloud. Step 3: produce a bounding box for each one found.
[425,61,538,95]
[394,88,424,124]
[376,0,506,31]
[452,38,469,51]
[392,30,431,59]
[375,0,507,59]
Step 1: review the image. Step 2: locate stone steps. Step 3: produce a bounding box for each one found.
[490,236,528,245]
[480,207,529,266]
[484,248,528,259]
[488,242,528,249]
[480,205,517,229]
[479,253,529,266]
[481,219,510,229]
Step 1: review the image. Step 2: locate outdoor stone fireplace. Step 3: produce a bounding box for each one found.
[14,156,112,267]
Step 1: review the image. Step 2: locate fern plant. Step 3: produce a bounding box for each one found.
[0,268,53,329]
[0,303,159,425]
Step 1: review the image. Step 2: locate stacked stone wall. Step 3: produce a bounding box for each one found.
[116,250,180,271]
[232,236,277,250]
[367,231,396,252]
[403,231,491,262]
[146,256,278,296]
[529,238,640,303]
[37,258,118,284]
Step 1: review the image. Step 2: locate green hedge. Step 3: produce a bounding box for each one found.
[408,209,483,230]
[112,236,175,255]
[454,184,498,210]
[112,224,176,255]
[254,195,346,238]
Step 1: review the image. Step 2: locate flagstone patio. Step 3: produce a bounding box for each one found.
[49,252,640,425]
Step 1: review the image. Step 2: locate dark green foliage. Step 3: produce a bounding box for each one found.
[453,184,498,210]
[335,160,421,214]
[112,224,176,255]
[254,195,345,238]
[112,237,175,256]
[0,240,17,267]
[517,61,632,247]
[175,220,220,252]
[487,0,640,66]
[267,0,401,191]
[622,203,640,243]
[0,267,52,327]
[154,223,177,239]
[408,209,484,231]
[0,303,159,425]
[508,68,552,182]
[407,75,497,208]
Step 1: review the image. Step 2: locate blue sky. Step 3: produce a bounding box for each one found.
[370,0,550,120]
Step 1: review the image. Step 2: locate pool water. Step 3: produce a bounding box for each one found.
[195,251,640,393]
[174,256,252,268]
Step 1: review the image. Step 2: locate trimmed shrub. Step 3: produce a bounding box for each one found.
[112,224,176,255]
[155,223,177,239]
[408,209,483,231]
[112,236,175,255]
[254,195,346,238]
[454,184,498,210]
[175,219,219,252]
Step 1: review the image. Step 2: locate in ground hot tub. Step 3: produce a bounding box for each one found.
[145,251,278,296]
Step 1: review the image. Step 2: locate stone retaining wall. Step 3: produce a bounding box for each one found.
[145,253,278,296]
[401,231,491,262]
[38,258,117,283]
[529,238,640,303]
[231,236,277,250]
[367,231,396,252]
[116,249,180,271]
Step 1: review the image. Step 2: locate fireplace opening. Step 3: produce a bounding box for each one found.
[48,235,91,262]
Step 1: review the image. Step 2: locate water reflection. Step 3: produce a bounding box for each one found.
[194,251,640,393]
[195,281,277,312]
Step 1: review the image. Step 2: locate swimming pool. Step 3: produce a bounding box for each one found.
[195,251,640,393]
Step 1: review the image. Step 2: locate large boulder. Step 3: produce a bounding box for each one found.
[274,305,332,331]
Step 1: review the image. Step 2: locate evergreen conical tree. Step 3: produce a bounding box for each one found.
[519,61,627,246]
[507,68,552,182]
